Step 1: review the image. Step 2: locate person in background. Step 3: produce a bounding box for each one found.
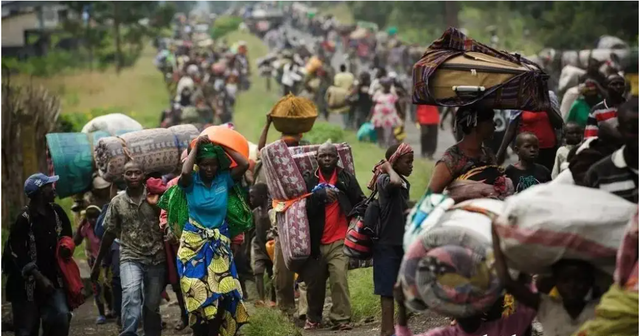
[249,183,276,307]
[566,79,602,128]
[371,78,403,148]
[91,161,166,336]
[492,223,600,336]
[416,104,440,160]
[584,74,627,138]
[5,173,73,336]
[551,122,584,179]
[369,143,414,336]
[497,93,564,171]
[505,132,552,194]
[584,98,638,203]
[74,205,114,325]
[429,106,496,194]
[333,64,356,129]
[158,151,190,331]
[302,143,365,330]
[353,72,373,130]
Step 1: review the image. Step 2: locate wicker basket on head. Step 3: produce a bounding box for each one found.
[269,94,318,134]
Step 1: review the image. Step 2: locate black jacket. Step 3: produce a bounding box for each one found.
[304,168,365,258]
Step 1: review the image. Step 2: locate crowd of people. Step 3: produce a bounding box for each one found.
[2,6,638,336]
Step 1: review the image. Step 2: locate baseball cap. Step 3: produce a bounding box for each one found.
[24,173,59,197]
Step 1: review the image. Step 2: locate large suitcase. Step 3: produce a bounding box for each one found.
[412,27,550,111]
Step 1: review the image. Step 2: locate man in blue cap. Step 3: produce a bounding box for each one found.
[4,173,73,336]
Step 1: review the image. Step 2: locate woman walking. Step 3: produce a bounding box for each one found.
[177,136,250,336]
[371,78,403,148]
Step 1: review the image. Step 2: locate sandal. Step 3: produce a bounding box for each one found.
[255,300,266,307]
[174,321,187,331]
[331,322,353,331]
[303,320,321,330]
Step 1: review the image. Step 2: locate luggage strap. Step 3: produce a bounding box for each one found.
[116,136,135,162]
[450,203,499,221]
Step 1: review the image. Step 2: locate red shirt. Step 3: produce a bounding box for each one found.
[319,170,348,245]
[519,111,556,149]
[416,105,440,125]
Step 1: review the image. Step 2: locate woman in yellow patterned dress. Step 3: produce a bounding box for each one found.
[177,136,250,336]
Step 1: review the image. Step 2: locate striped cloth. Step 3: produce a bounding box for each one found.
[584,100,618,138]
[412,27,550,111]
[584,146,638,203]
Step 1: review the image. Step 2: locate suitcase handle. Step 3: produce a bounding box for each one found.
[453,86,486,99]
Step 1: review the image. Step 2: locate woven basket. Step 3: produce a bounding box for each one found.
[271,115,316,134]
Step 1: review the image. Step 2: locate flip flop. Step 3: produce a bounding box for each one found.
[303,320,321,330]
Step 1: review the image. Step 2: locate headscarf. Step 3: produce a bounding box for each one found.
[197,143,232,170]
[367,143,414,191]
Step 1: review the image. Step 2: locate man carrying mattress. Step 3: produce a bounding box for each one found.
[300,142,365,330]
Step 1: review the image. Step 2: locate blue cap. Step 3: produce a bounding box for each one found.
[24,173,59,197]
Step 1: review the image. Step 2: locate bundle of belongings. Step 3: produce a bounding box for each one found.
[94,124,198,182]
[412,27,550,111]
[399,197,505,318]
[494,183,636,276]
[260,140,355,271]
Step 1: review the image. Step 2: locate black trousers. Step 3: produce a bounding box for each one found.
[420,124,438,157]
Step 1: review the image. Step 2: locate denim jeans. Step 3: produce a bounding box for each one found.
[12,288,70,336]
[120,261,166,336]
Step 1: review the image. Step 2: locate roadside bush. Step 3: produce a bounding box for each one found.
[305,122,346,144]
[211,16,243,39]
[56,106,122,132]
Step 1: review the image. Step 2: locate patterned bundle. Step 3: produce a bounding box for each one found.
[289,143,356,176]
[94,125,198,182]
[399,199,504,318]
[260,140,310,271]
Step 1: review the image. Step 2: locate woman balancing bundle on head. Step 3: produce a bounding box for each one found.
[161,136,250,336]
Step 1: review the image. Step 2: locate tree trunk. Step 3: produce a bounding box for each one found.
[444,2,459,29]
[113,2,122,73]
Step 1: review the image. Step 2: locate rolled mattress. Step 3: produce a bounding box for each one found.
[399,198,505,318]
[94,124,198,182]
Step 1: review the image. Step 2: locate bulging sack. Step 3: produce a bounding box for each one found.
[399,198,505,318]
[494,183,637,275]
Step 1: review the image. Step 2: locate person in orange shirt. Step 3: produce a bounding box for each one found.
[416,104,441,160]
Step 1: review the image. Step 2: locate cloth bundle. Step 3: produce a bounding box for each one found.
[399,199,505,318]
[260,140,310,271]
[290,143,356,176]
[56,237,85,310]
[81,113,143,135]
[94,125,198,182]
[494,183,636,275]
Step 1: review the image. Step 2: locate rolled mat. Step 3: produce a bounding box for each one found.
[399,198,504,318]
[289,143,356,176]
[260,140,310,271]
[46,130,133,199]
[94,125,198,182]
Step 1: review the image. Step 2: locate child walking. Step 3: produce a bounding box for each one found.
[505,132,552,193]
[551,121,584,179]
[249,183,276,307]
[74,205,114,324]
[369,143,414,336]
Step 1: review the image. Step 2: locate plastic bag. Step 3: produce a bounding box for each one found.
[357,122,377,143]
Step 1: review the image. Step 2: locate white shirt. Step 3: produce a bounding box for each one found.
[281,63,302,87]
[175,76,195,102]
[537,294,598,336]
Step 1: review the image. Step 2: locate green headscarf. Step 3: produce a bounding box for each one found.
[197,143,232,170]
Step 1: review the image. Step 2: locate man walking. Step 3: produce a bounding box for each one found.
[4,173,73,336]
[301,143,365,330]
[91,161,166,336]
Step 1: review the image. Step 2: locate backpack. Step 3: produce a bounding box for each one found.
[344,191,379,260]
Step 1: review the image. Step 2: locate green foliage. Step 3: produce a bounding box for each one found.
[304,122,346,144]
[347,2,395,28]
[56,106,122,132]
[2,51,80,77]
[241,308,302,336]
[210,16,243,39]
[349,268,380,321]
